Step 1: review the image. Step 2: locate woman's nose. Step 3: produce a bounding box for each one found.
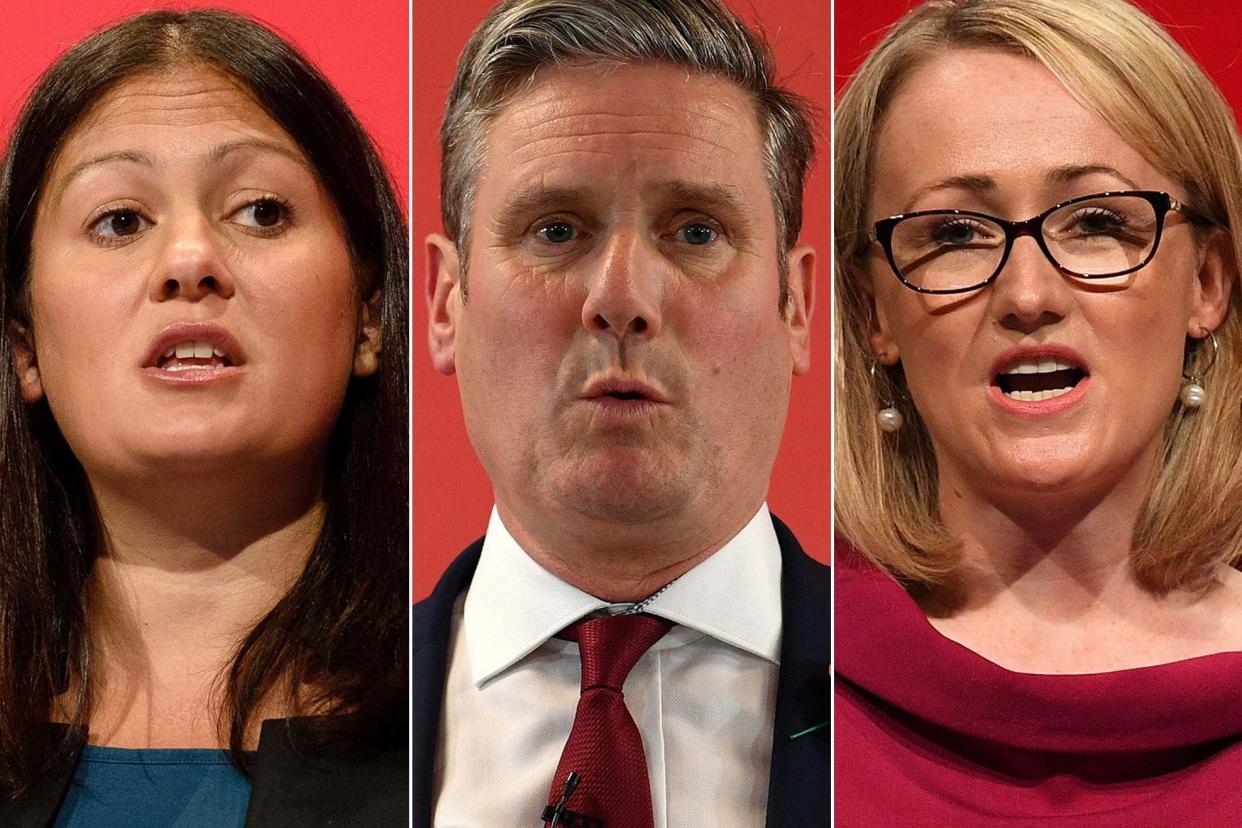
[148,215,236,302]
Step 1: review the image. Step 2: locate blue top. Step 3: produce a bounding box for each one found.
[53,746,251,828]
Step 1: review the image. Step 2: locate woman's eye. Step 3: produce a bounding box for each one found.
[91,209,147,239]
[679,223,718,246]
[536,222,577,243]
[1072,209,1125,235]
[932,220,981,246]
[233,199,287,229]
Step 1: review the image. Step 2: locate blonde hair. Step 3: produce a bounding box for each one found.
[834,0,1242,591]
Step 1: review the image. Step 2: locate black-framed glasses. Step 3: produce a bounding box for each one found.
[869,190,1199,295]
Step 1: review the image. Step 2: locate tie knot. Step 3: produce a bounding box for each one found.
[559,614,673,691]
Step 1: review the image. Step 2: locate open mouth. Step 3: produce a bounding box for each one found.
[993,357,1087,402]
[580,376,668,413]
[602,389,648,401]
[141,324,244,382]
[156,341,235,372]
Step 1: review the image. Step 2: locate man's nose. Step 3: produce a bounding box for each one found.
[581,230,663,342]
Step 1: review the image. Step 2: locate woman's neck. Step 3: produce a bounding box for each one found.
[923,465,1242,673]
[77,466,324,748]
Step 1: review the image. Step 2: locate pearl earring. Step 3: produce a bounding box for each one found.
[1180,330,1218,409]
[871,361,904,432]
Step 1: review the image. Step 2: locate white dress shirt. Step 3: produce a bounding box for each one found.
[433,505,783,827]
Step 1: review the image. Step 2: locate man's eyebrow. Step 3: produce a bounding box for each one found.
[661,180,750,215]
[498,185,594,220]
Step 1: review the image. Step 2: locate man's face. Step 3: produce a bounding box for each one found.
[430,62,811,532]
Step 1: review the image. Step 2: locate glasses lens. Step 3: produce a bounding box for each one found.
[888,213,1006,292]
[1044,195,1159,278]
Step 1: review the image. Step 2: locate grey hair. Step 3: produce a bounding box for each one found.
[439,0,815,310]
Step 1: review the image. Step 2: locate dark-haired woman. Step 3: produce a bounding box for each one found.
[0,10,408,825]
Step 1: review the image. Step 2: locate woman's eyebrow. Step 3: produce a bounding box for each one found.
[207,138,310,170]
[1047,163,1139,189]
[53,149,152,203]
[900,165,1142,213]
[51,139,311,205]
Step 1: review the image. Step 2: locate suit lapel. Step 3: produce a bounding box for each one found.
[411,541,482,828]
[765,515,831,827]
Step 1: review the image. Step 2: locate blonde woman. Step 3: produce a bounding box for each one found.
[834,0,1242,822]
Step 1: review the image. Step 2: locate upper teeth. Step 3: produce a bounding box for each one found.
[163,341,226,359]
[1003,358,1075,375]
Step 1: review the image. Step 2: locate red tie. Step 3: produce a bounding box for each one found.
[545,613,673,827]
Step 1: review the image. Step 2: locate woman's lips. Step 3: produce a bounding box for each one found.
[988,346,1090,416]
[989,375,1091,416]
[139,323,246,387]
[140,363,244,386]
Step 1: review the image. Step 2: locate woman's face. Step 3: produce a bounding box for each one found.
[866,48,1230,504]
[20,65,377,485]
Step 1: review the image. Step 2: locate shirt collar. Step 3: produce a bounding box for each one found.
[463,504,783,686]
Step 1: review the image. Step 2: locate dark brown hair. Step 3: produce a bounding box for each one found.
[0,10,408,794]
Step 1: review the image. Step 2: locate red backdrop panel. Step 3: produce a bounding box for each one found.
[0,1,408,210]
[413,0,832,598]
[835,0,1242,120]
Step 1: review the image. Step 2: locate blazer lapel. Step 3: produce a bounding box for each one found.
[244,717,406,826]
[0,724,84,828]
[411,541,483,828]
[765,515,831,827]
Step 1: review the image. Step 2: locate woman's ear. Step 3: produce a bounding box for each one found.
[353,291,382,377]
[10,322,44,402]
[869,295,902,366]
[1188,229,1235,335]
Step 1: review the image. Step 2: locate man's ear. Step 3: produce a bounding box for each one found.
[1188,229,1235,336]
[353,290,382,377]
[426,233,463,376]
[10,321,43,402]
[786,245,815,376]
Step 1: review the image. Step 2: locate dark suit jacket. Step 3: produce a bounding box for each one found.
[0,717,407,827]
[412,514,830,826]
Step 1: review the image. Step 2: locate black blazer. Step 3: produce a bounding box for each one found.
[412,514,830,826]
[0,717,407,827]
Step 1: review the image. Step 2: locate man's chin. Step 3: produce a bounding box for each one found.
[550,455,692,526]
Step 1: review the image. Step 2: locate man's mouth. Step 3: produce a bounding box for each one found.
[580,376,669,415]
[993,357,1087,402]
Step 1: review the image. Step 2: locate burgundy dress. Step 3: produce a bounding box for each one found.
[835,556,1242,826]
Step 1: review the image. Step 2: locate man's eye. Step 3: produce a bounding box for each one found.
[233,199,287,229]
[91,209,147,239]
[679,223,718,246]
[536,222,577,243]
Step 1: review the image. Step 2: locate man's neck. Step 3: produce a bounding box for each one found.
[495,497,765,602]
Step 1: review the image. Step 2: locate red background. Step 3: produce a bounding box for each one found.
[413,0,832,598]
[835,0,1242,121]
[0,1,408,215]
